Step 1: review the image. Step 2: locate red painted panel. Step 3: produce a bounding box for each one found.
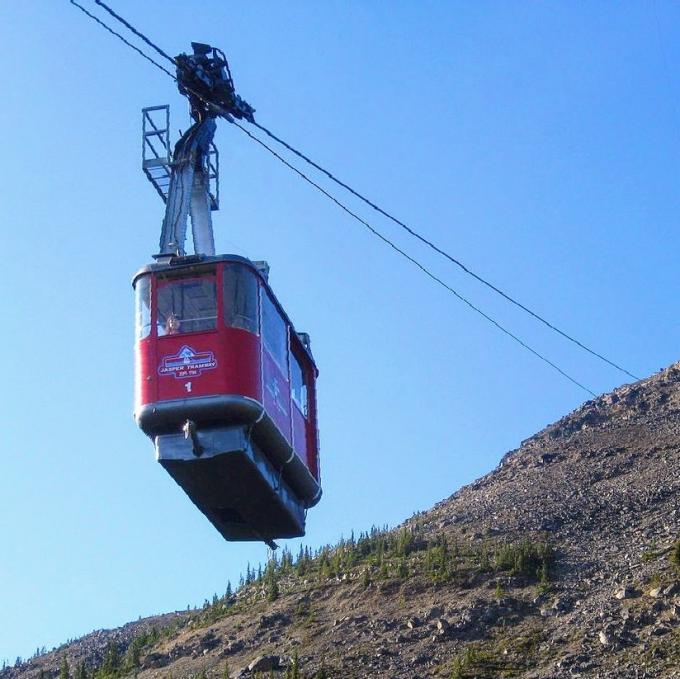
[152,329,263,403]
[136,264,263,408]
[262,349,292,444]
[221,328,262,402]
[135,261,320,487]
[306,378,320,481]
[156,333,225,401]
[135,336,156,408]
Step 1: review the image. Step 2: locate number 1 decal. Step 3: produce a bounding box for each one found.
[184,382,192,393]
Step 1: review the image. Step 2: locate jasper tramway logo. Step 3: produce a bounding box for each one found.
[158,345,217,379]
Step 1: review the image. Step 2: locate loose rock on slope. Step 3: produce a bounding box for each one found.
[5,362,680,678]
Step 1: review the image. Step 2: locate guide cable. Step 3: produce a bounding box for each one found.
[69,0,175,80]
[247,119,638,381]
[68,0,630,396]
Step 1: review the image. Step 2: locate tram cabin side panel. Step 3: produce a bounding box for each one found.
[133,257,320,482]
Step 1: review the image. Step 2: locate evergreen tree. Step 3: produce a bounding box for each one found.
[396,557,408,579]
[76,661,88,679]
[266,568,280,602]
[101,642,121,676]
[126,636,142,670]
[286,651,300,679]
[378,557,389,580]
[60,657,70,679]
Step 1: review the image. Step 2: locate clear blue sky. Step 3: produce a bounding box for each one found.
[2,1,679,664]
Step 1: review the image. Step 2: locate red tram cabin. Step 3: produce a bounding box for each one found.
[133,254,321,543]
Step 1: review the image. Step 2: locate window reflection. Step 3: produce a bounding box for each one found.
[135,275,151,340]
[262,291,288,371]
[157,276,217,335]
[291,352,308,417]
[223,264,259,334]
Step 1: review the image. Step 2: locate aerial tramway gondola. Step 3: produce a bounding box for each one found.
[133,43,321,546]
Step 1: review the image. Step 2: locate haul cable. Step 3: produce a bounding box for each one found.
[69,0,175,79]
[231,120,597,398]
[68,0,606,397]
[246,120,638,381]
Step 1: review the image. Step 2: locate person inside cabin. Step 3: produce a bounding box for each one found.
[165,312,181,335]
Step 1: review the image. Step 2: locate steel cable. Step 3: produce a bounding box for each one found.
[93,0,177,67]
[68,0,608,396]
[69,0,175,79]
[249,120,638,381]
[231,120,597,397]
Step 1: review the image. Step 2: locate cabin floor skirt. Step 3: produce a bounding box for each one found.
[155,424,306,541]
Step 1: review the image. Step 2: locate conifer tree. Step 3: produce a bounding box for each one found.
[285,651,300,679]
[59,657,70,679]
[266,567,280,602]
[396,557,408,579]
[101,641,121,676]
[126,636,142,670]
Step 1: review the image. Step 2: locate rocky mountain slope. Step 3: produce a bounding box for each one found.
[5,362,680,678]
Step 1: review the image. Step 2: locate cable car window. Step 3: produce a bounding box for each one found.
[157,276,217,336]
[290,352,308,417]
[135,275,152,340]
[261,291,288,371]
[223,264,259,334]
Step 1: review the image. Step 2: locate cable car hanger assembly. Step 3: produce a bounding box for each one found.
[143,42,255,258]
[134,40,321,548]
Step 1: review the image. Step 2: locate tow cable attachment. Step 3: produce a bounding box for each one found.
[182,419,203,457]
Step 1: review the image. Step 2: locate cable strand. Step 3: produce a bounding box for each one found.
[68,0,600,396]
[69,0,175,79]
[231,120,596,397]
[94,0,177,66]
[250,120,638,381]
